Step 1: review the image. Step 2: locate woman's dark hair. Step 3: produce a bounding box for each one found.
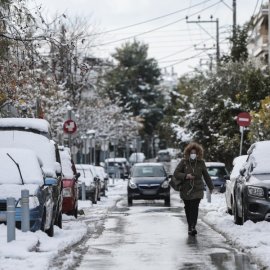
[183,142,204,160]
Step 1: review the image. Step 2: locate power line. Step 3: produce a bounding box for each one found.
[90,0,222,48]
[91,0,214,35]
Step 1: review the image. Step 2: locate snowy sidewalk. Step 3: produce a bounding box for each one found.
[0,180,126,270]
[200,193,270,269]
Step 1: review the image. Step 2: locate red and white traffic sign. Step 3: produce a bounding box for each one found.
[63,119,77,134]
[237,112,251,127]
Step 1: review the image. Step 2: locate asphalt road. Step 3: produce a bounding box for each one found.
[77,195,258,270]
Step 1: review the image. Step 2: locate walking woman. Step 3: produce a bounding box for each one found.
[173,142,214,236]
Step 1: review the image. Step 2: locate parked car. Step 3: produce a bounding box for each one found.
[225,155,248,215]
[0,118,63,229]
[129,152,146,165]
[156,150,171,162]
[105,158,129,179]
[0,148,56,236]
[95,166,109,196]
[127,163,171,206]
[205,162,229,192]
[234,141,270,225]
[75,164,99,204]
[59,147,79,218]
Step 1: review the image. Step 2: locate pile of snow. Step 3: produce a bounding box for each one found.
[200,193,270,269]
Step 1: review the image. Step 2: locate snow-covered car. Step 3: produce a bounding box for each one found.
[0,120,63,229]
[76,164,99,204]
[127,163,170,206]
[205,162,229,192]
[225,155,248,215]
[105,158,130,179]
[0,117,51,138]
[234,141,270,225]
[95,166,109,196]
[156,150,171,162]
[0,148,56,236]
[129,152,146,166]
[59,147,79,218]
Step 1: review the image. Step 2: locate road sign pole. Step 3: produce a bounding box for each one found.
[68,110,72,148]
[239,126,244,156]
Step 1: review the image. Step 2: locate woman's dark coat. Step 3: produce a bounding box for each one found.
[173,158,214,200]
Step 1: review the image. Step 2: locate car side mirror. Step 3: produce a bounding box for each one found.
[44,178,58,186]
[240,168,246,176]
[76,172,81,179]
[224,175,230,180]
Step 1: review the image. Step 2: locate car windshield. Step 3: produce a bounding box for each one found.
[132,166,166,177]
[207,166,228,178]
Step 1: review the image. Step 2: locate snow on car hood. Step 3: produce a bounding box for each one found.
[0,184,40,200]
[0,148,44,185]
[0,131,57,178]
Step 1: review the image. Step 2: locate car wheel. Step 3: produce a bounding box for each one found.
[164,196,171,207]
[40,209,46,232]
[46,221,54,237]
[241,197,247,224]
[128,197,133,206]
[57,211,62,229]
[227,207,232,215]
[234,197,243,225]
[73,207,78,219]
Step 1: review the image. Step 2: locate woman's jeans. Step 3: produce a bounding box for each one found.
[183,199,201,229]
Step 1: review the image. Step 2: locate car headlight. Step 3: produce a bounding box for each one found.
[161,181,169,189]
[129,180,137,189]
[63,187,72,197]
[247,186,264,197]
[17,196,40,209]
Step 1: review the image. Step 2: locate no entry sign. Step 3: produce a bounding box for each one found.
[237,112,251,127]
[63,119,77,134]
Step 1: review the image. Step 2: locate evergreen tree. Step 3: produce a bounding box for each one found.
[104,40,163,135]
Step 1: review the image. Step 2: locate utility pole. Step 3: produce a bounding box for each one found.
[233,0,237,41]
[186,16,220,65]
[268,0,270,67]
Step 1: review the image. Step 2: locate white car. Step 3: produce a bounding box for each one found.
[225,155,248,214]
[129,152,146,165]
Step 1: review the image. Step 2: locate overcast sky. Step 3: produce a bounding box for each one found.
[30,0,263,76]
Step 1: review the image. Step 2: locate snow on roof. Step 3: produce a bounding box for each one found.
[248,141,270,174]
[0,118,50,133]
[75,164,94,186]
[133,163,164,167]
[0,131,57,177]
[158,150,169,154]
[105,158,128,163]
[230,155,248,180]
[59,147,74,179]
[205,162,226,167]
[0,148,44,186]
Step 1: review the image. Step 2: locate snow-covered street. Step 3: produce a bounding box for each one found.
[1,178,270,270]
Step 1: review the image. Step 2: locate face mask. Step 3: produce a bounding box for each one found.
[190,154,197,160]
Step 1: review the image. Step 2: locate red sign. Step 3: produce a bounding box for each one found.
[237,112,251,127]
[63,120,77,134]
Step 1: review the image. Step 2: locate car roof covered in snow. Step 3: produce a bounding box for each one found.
[0,118,50,133]
[206,162,226,167]
[0,148,44,185]
[105,158,128,163]
[59,147,74,179]
[133,163,164,167]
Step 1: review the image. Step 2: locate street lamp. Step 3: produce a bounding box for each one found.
[86,129,96,165]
